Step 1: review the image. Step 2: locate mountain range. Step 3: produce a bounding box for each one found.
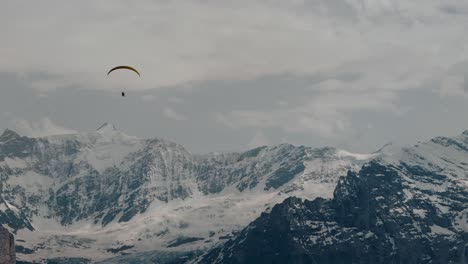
[0,123,466,263]
[197,131,468,263]
[0,123,367,263]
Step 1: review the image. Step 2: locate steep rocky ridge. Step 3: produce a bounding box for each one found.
[0,124,366,262]
[197,131,468,264]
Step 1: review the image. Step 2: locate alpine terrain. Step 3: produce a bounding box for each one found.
[0,123,370,263]
[197,131,468,263]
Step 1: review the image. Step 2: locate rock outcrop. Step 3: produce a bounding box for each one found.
[0,226,15,264]
[198,157,468,264]
[0,126,365,262]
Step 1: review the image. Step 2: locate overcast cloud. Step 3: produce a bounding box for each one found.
[1,0,468,153]
[11,117,77,137]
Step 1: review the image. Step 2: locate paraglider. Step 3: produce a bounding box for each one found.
[107,66,141,77]
[107,66,140,97]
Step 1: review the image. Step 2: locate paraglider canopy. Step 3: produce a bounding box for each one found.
[107,66,140,77]
[107,66,140,96]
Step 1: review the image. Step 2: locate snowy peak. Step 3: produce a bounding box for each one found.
[92,122,138,143]
[197,130,468,264]
[5,124,468,263]
[96,122,117,134]
[372,142,393,154]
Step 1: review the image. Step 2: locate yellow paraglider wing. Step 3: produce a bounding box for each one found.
[107,66,141,77]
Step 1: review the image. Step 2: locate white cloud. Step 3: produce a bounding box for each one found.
[141,94,157,102]
[439,76,466,97]
[3,0,468,95]
[217,87,401,138]
[163,107,187,121]
[247,130,270,149]
[168,97,183,104]
[11,117,77,137]
[214,113,237,129]
[2,0,468,153]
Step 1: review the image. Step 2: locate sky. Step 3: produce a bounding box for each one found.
[2,0,468,153]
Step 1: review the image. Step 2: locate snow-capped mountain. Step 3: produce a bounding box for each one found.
[0,123,369,263]
[197,132,468,264]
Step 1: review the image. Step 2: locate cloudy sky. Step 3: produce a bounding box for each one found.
[2,0,468,153]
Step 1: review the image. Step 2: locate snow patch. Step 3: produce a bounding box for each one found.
[430,225,454,236]
[336,150,376,161]
[413,209,427,218]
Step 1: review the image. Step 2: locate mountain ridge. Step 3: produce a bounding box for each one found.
[0,126,368,262]
[196,131,468,264]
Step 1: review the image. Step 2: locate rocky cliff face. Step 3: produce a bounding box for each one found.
[0,226,15,264]
[0,124,366,262]
[197,132,468,264]
[2,124,468,263]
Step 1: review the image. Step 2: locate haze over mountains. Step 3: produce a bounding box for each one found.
[0,123,466,263]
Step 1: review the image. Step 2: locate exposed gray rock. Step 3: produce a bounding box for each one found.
[198,160,468,264]
[0,226,15,264]
[0,129,353,230]
[0,126,368,262]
